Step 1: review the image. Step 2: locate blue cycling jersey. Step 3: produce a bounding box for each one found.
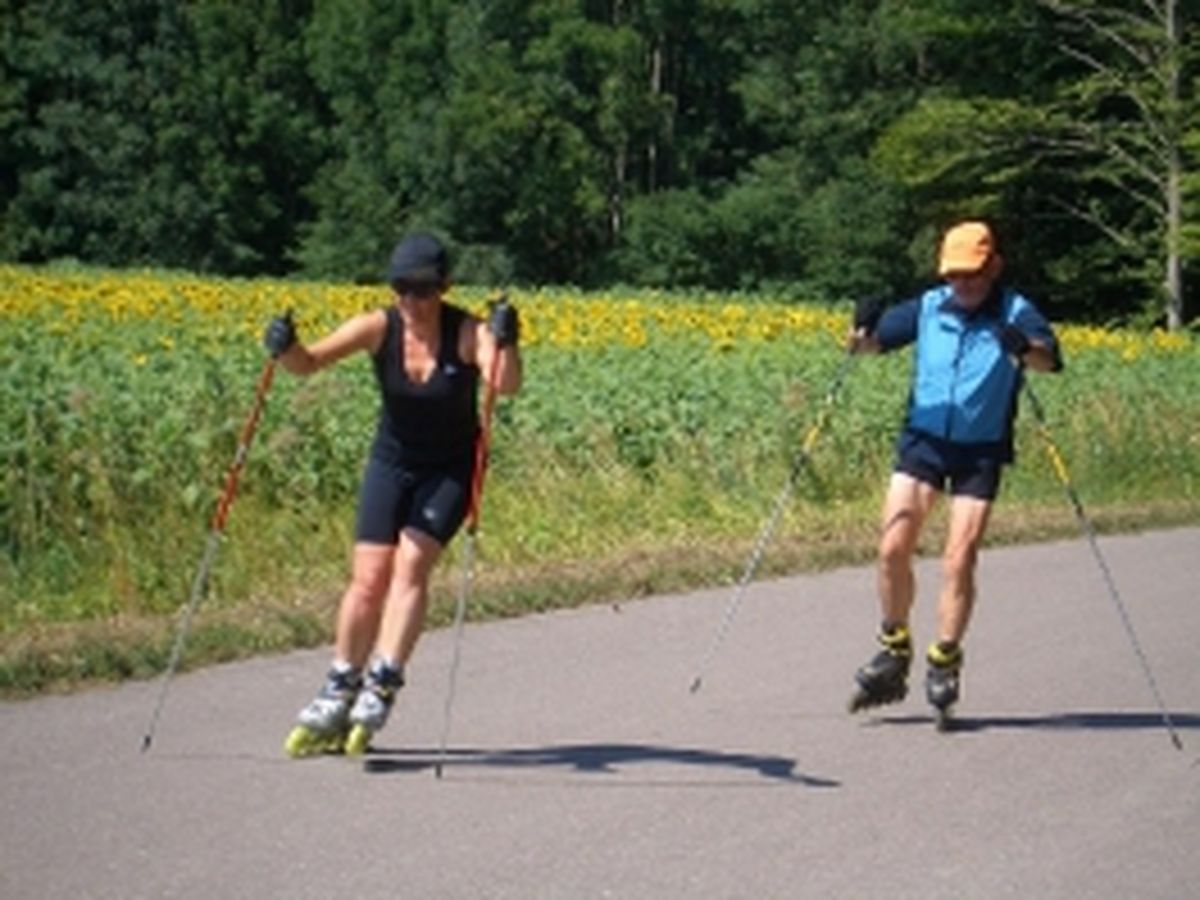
[875,284,1060,453]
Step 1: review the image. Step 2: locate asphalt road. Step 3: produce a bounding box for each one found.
[3,527,1198,899]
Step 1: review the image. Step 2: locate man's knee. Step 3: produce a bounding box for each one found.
[880,531,915,573]
[941,540,980,583]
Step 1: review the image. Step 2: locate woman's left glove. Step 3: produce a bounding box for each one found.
[488,299,520,349]
[263,311,297,357]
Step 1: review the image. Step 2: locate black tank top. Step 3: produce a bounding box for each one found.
[369,303,479,466]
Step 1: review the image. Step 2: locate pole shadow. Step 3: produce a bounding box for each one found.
[362,742,839,788]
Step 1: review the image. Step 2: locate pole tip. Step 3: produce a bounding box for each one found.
[141,734,152,753]
[688,677,702,694]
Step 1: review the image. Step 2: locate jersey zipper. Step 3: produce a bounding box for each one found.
[944,327,966,440]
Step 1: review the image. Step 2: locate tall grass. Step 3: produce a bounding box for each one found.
[2,264,1197,692]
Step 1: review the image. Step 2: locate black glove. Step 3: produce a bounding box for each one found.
[998,324,1031,358]
[488,298,519,349]
[263,311,296,357]
[854,296,885,335]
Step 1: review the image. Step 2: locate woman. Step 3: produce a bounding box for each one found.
[268,233,522,756]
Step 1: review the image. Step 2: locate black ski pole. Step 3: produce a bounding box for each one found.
[1021,375,1183,751]
[141,331,283,753]
[689,351,856,694]
[435,326,505,778]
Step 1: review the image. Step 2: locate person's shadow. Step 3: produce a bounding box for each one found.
[363,742,840,787]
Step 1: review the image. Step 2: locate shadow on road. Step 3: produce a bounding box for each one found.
[871,710,1200,736]
[362,742,840,787]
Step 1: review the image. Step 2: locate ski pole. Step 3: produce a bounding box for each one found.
[689,350,857,694]
[1020,376,1182,751]
[141,340,282,752]
[435,318,506,778]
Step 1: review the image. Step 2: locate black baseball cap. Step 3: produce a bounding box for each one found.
[388,233,449,285]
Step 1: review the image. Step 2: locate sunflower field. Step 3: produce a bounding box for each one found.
[2,264,1198,691]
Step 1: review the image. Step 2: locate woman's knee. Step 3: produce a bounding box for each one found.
[395,529,443,576]
[347,547,394,603]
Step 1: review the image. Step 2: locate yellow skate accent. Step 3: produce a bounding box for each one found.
[284,725,347,758]
[343,724,372,757]
[878,625,912,656]
[925,641,963,669]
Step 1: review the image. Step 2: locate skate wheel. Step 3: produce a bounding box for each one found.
[847,684,907,714]
[284,725,316,758]
[344,724,372,756]
[285,725,346,758]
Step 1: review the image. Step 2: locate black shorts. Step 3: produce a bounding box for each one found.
[354,455,475,546]
[894,430,1004,500]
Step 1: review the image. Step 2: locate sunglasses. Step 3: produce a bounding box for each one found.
[392,280,441,300]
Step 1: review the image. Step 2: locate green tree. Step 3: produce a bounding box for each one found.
[1035,0,1195,328]
[0,0,323,274]
[159,1,324,274]
[296,0,453,281]
[611,0,916,297]
[873,0,1197,326]
[0,0,166,263]
[433,0,754,284]
[436,1,616,283]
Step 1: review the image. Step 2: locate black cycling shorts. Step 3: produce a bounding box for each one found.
[354,455,474,546]
[894,430,1004,501]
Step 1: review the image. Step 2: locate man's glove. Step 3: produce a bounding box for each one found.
[488,298,519,349]
[998,324,1031,358]
[854,296,885,335]
[263,311,297,357]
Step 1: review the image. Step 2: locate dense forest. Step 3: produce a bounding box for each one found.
[1,0,1196,326]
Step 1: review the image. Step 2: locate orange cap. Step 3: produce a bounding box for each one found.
[938,221,994,276]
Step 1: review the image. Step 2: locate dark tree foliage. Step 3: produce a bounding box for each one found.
[1,0,322,275]
[0,0,1195,323]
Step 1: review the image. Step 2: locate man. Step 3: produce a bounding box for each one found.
[846,220,1062,724]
